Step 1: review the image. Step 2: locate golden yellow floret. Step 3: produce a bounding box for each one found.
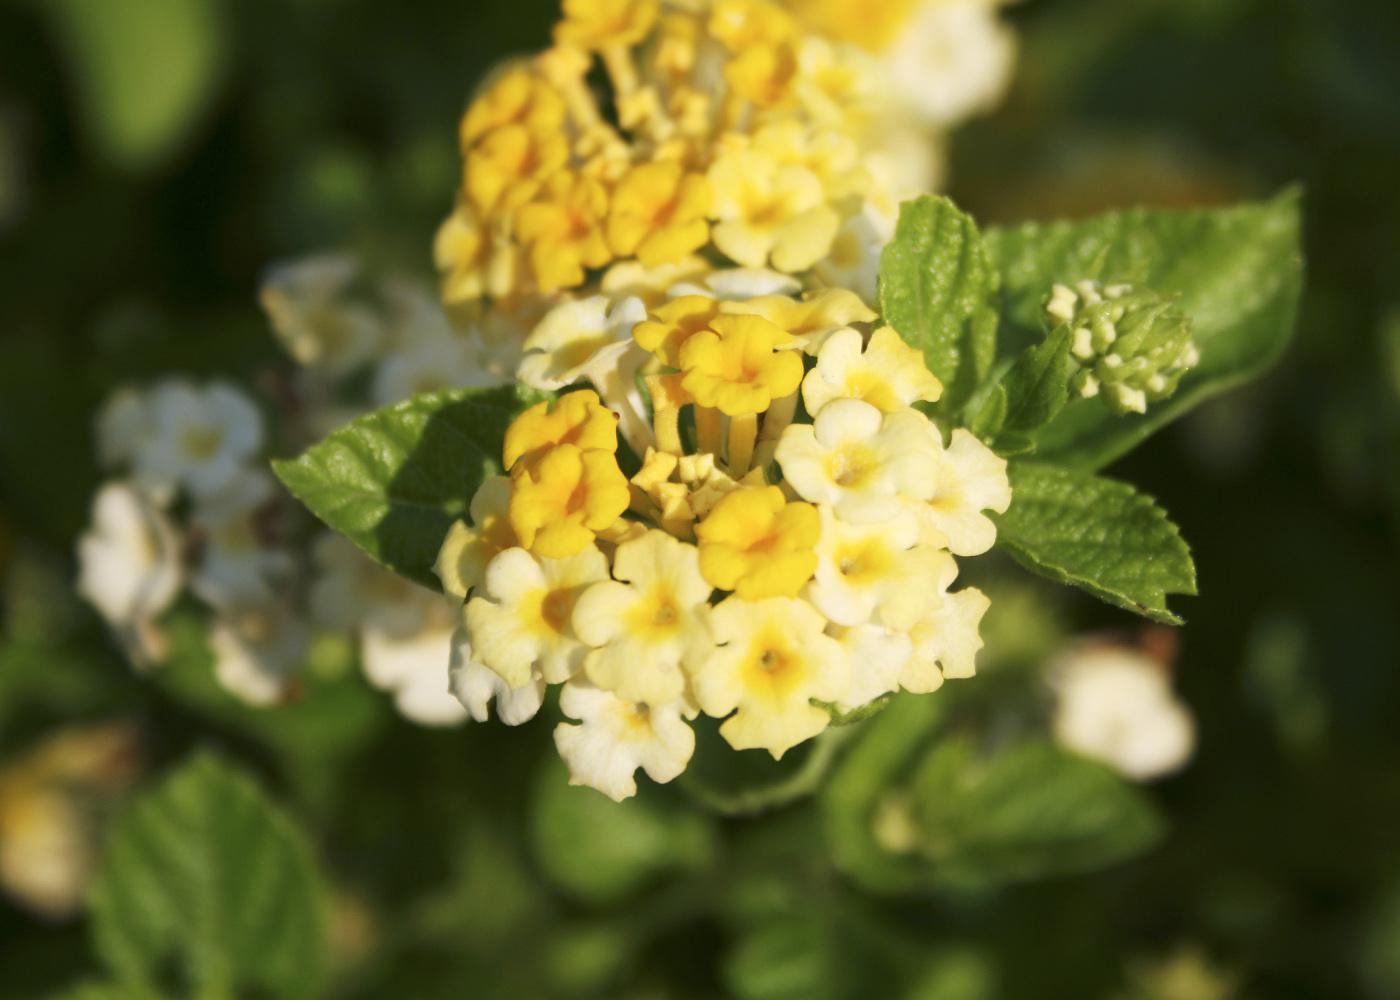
[694,485,819,599]
[606,161,713,267]
[708,0,798,50]
[678,314,803,416]
[503,389,619,472]
[555,0,660,50]
[786,0,916,53]
[509,444,631,559]
[460,69,568,149]
[466,124,569,215]
[633,295,723,369]
[515,171,613,294]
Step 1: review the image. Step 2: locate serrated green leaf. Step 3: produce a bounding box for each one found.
[910,735,1163,885]
[88,753,326,1000]
[993,463,1196,624]
[997,325,1074,442]
[529,757,713,906]
[272,385,544,588]
[879,196,998,414]
[984,189,1302,468]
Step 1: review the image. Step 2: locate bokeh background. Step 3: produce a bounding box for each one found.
[1,0,1398,997]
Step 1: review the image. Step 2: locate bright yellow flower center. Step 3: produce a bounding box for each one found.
[739,627,811,702]
[623,583,684,643]
[827,443,878,488]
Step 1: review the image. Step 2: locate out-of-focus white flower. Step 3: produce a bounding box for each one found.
[76,481,184,665]
[134,380,263,499]
[309,533,425,637]
[360,606,467,727]
[95,389,154,469]
[0,723,141,920]
[189,470,288,610]
[553,681,694,802]
[1050,642,1196,781]
[209,604,309,706]
[448,626,545,725]
[884,1,1016,128]
[811,205,890,307]
[260,255,383,376]
[370,326,504,406]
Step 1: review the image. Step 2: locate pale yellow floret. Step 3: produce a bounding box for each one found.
[572,529,713,705]
[802,325,942,414]
[805,505,948,630]
[905,582,990,691]
[600,256,711,309]
[502,390,618,472]
[691,595,849,758]
[786,0,917,53]
[465,545,610,687]
[509,444,631,559]
[515,170,613,294]
[606,161,712,267]
[553,681,695,801]
[434,201,518,304]
[677,313,803,416]
[707,148,839,273]
[435,476,517,601]
[921,427,1013,557]
[829,622,913,711]
[723,288,877,355]
[694,485,819,599]
[775,398,940,524]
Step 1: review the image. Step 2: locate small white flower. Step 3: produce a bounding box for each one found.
[1050,643,1196,781]
[308,533,427,637]
[76,482,183,665]
[134,380,263,499]
[801,326,942,417]
[829,623,913,712]
[884,0,1016,127]
[517,295,647,392]
[189,470,288,610]
[259,254,383,376]
[919,427,1012,557]
[448,626,545,725]
[667,268,802,301]
[904,566,990,692]
[360,609,467,727]
[371,326,502,406]
[776,398,939,524]
[806,505,946,629]
[209,605,309,706]
[465,545,610,688]
[553,681,695,802]
[95,389,154,469]
[572,529,713,706]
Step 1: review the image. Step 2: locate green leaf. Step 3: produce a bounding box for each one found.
[529,757,713,906]
[45,984,161,1000]
[984,189,1303,468]
[880,196,999,414]
[997,325,1074,442]
[993,463,1196,624]
[910,736,1164,885]
[88,753,326,1000]
[44,0,227,170]
[272,385,545,588]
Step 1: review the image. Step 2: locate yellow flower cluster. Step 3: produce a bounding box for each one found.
[438,279,1012,801]
[435,0,918,316]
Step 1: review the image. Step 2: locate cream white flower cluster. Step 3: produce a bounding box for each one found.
[77,265,501,724]
[436,286,1012,801]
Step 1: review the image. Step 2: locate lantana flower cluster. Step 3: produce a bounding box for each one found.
[435,0,1013,324]
[436,287,1012,801]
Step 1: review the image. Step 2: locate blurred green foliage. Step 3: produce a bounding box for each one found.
[2,0,1399,997]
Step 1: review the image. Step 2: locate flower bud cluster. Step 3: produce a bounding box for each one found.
[1044,280,1200,415]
